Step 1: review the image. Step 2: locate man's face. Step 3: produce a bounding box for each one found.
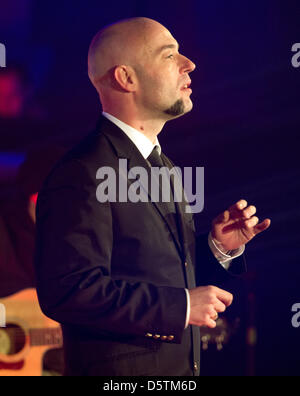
[134,23,196,120]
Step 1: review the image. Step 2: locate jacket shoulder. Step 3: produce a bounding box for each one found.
[41,127,118,192]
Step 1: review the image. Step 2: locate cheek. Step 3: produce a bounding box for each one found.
[138,65,179,102]
[144,76,165,98]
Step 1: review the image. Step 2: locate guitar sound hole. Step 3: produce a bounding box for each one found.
[0,324,26,355]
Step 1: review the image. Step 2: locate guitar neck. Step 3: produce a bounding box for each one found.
[29,327,62,347]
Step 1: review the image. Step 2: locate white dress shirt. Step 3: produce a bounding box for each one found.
[102,111,244,327]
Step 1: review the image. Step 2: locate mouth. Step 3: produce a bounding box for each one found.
[181,81,192,92]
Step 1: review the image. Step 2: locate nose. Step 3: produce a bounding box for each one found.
[180,54,196,74]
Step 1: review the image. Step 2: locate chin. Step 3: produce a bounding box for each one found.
[164,98,193,118]
[184,99,193,113]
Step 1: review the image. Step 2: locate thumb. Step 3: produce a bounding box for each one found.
[213,210,230,225]
[253,218,271,235]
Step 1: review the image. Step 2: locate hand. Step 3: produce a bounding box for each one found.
[188,286,233,328]
[211,199,271,251]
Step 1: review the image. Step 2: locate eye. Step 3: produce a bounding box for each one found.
[167,54,174,59]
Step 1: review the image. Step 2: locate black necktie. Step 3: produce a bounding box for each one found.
[147,146,164,168]
[147,146,186,256]
[147,146,176,212]
[147,146,186,253]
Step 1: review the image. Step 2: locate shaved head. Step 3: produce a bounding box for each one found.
[87,17,195,139]
[88,17,164,88]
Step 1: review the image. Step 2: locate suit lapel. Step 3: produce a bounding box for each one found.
[97,116,184,257]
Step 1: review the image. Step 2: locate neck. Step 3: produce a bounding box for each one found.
[103,106,167,144]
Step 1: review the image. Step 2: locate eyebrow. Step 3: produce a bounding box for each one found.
[156,43,179,54]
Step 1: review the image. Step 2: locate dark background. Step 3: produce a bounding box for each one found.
[0,0,299,376]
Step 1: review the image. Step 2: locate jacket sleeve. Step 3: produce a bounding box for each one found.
[34,158,187,343]
[195,233,247,288]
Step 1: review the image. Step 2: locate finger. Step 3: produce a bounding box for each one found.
[253,218,271,235]
[210,313,218,322]
[203,316,217,329]
[214,300,226,313]
[214,287,233,307]
[242,205,256,219]
[212,209,230,225]
[214,200,252,224]
[245,216,259,229]
[227,199,248,219]
[207,306,218,319]
[233,199,248,211]
[212,312,218,321]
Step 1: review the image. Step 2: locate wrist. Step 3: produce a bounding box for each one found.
[210,233,230,254]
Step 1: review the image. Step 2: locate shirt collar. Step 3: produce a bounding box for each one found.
[102,112,161,159]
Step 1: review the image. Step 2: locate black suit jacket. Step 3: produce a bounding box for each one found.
[34,116,244,376]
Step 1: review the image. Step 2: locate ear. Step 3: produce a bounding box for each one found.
[114,65,137,92]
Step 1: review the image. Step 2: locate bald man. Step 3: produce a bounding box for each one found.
[34,18,270,376]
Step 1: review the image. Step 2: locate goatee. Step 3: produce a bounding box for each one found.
[164,99,185,116]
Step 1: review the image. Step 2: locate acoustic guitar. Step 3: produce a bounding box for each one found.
[0,288,62,376]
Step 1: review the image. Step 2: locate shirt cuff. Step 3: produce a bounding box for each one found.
[208,232,245,270]
[184,288,190,329]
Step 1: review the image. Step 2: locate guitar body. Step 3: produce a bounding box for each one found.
[0,346,50,376]
[0,289,62,376]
